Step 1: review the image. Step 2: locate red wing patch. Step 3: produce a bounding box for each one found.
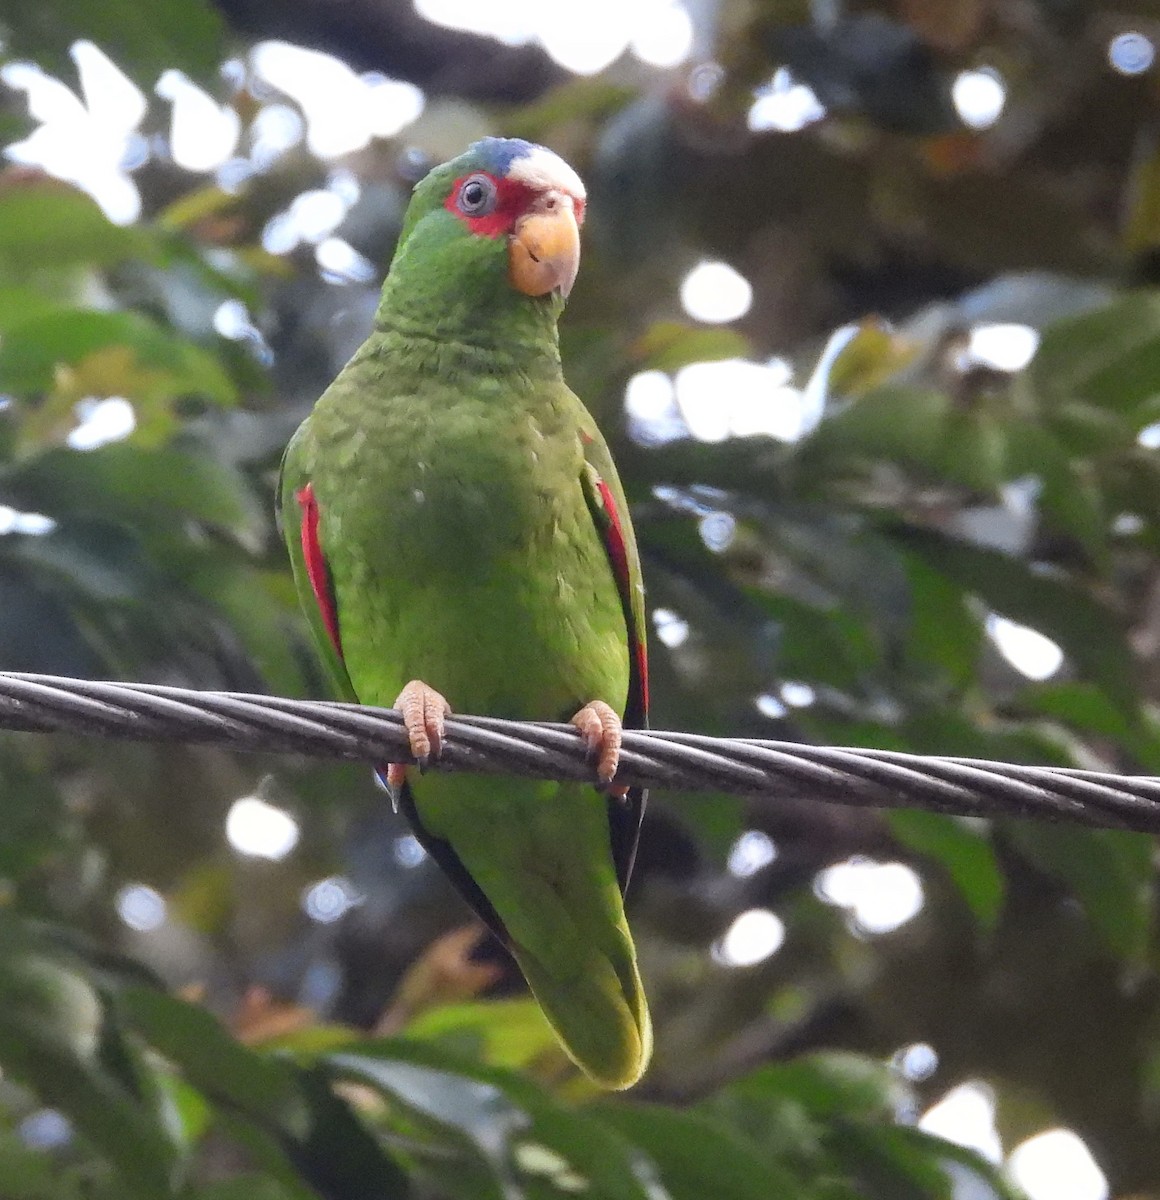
[594,477,649,717]
[295,483,343,660]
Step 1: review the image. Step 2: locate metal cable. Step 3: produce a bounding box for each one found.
[1,671,1158,831]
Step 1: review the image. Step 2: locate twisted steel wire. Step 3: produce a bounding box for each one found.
[1,670,1159,831]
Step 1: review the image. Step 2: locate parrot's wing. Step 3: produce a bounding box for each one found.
[277,426,359,703]
[279,429,513,936]
[580,430,649,895]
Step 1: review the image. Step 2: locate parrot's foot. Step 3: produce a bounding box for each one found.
[570,700,626,791]
[387,680,452,792]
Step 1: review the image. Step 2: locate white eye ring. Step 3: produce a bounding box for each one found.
[457,174,497,216]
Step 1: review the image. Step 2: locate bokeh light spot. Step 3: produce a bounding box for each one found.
[680,260,753,324]
[316,237,377,283]
[952,68,1005,130]
[630,1,694,68]
[19,1110,72,1150]
[919,1082,1001,1163]
[748,68,826,133]
[68,397,136,450]
[115,883,167,932]
[1108,31,1155,76]
[393,834,427,867]
[226,796,300,860]
[967,323,1039,372]
[537,1,631,74]
[712,908,785,966]
[755,692,787,719]
[894,1042,939,1081]
[624,370,675,420]
[251,42,423,158]
[675,359,805,442]
[3,43,145,223]
[985,614,1063,681]
[302,876,363,923]
[653,607,690,648]
[727,830,777,878]
[0,506,56,536]
[780,681,815,708]
[816,858,924,934]
[1008,1129,1108,1200]
[699,511,736,552]
[156,70,240,171]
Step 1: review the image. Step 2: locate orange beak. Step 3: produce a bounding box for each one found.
[508,193,581,299]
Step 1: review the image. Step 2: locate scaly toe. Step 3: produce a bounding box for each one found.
[394,679,452,771]
[570,699,623,785]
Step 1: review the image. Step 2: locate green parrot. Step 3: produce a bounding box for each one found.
[279,138,652,1089]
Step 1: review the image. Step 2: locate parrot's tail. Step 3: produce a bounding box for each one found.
[513,924,652,1091]
[402,774,653,1089]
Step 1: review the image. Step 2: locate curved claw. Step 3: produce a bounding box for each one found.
[571,699,623,786]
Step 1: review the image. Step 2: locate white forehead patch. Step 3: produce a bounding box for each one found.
[507,146,587,201]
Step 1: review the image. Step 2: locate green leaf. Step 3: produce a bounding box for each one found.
[0,180,144,270]
[0,1130,67,1200]
[191,1180,303,1200]
[6,445,264,546]
[828,1122,953,1199]
[666,789,746,861]
[594,1103,801,1199]
[721,1054,904,1123]
[0,740,66,880]
[324,1040,654,1200]
[899,552,980,689]
[1006,824,1154,961]
[0,288,68,333]
[1005,421,1109,563]
[0,938,180,1198]
[282,1067,411,1200]
[833,1123,1020,1200]
[807,387,952,466]
[508,77,636,139]
[1031,292,1160,416]
[402,997,561,1073]
[823,320,920,399]
[935,410,1008,493]
[632,322,751,373]
[703,1055,1016,1200]
[0,0,225,87]
[889,525,1138,715]
[320,1051,513,1200]
[183,564,310,695]
[744,590,882,690]
[1014,681,1160,772]
[0,309,236,408]
[888,810,1004,930]
[7,521,153,604]
[1106,449,1160,541]
[118,988,309,1137]
[703,1053,907,1168]
[121,990,408,1199]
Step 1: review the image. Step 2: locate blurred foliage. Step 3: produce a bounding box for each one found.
[1,0,1160,1195]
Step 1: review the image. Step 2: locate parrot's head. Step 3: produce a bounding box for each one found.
[386,139,587,328]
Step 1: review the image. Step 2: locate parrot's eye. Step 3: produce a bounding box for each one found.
[457,174,498,217]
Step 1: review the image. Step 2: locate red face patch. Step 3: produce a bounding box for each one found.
[444,172,585,238]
